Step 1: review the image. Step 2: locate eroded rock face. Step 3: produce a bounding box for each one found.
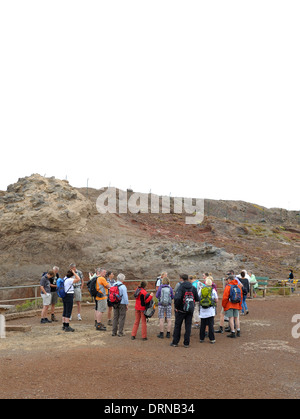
[0,174,299,290]
[0,174,92,234]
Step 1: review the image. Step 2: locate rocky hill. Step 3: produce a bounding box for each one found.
[0,174,299,289]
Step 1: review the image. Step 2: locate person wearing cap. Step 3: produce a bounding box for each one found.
[222,275,243,338]
[199,277,218,343]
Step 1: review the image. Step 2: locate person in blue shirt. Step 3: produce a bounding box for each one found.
[111,273,129,337]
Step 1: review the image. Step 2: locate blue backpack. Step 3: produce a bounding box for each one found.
[229,283,241,304]
[57,277,67,298]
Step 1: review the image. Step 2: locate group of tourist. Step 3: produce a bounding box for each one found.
[39,265,259,346]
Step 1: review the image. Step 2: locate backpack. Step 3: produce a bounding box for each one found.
[86,276,98,298]
[144,299,155,319]
[200,286,213,308]
[109,283,122,306]
[56,277,69,299]
[229,283,241,304]
[182,290,195,313]
[155,276,161,288]
[160,286,171,306]
[134,287,142,299]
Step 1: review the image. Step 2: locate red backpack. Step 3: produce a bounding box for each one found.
[109,284,122,306]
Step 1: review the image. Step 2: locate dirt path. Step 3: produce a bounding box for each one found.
[1,296,299,399]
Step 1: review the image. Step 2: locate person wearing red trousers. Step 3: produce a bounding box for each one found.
[131,281,153,341]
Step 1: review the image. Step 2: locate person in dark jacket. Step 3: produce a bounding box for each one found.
[131,281,153,341]
[170,274,199,348]
[239,271,249,315]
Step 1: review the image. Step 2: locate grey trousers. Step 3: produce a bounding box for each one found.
[112,304,127,334]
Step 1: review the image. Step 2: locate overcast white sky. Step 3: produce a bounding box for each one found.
[0,1,299,210]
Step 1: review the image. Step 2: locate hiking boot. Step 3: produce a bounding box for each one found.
[166,331,171,338]
[131,336,136,340]
[227,331,236,338]
[42,318,52,323]
[96,323,106,331]
[51,314,58,322]
[40,318,46,324]
[142,337,148,341]
[157,332,164,339]
[236,330,241,337]
[215,326,224,334]
[65,326,75,332]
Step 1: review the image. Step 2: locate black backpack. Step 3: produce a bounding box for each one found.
[86,276,98,297]
[182,290,195,313]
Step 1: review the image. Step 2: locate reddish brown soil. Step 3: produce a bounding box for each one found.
[1,296,300,399]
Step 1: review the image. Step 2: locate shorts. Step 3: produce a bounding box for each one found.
[95,298,107,313]
[50,292,58,305]
[107,299,114,308]
[41,293,51,306]
[158,305,172,319]
[74,287,82,302]
[225,308,240,318]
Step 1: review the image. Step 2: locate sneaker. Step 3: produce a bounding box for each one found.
[170,343,178,347]
[166,332,171,338]
[142,337,148,341]
[199,340,205,343]
[227,331,236,338]
[157,332,164,339]
[77,314,82,321]
[40,318,46,324]
[236,330,241,337]
[210,340,216,344]
[215,327,224,334]
[44,318,52,323]
[184,344,189,348]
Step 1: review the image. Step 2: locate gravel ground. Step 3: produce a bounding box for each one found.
[1,295,299,399]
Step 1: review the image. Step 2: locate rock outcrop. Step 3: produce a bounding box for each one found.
[0,174,299,290]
